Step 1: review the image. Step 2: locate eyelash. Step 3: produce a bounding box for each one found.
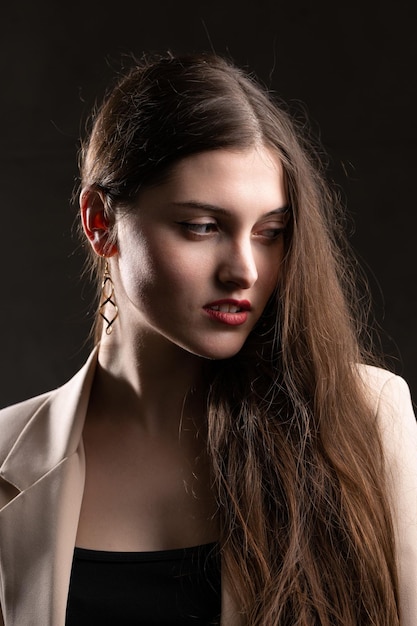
[180,222,218,235]
[178,222,285,240]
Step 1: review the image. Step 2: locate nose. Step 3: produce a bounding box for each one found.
[217,237,258,289]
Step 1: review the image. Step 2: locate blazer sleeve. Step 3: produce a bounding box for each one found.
[374,373,417,624]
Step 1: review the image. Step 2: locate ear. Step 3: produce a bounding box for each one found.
[80,187,118,257]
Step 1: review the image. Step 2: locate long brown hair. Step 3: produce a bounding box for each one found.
[79,52,399,624]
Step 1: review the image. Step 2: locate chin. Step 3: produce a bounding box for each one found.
[185,339,247,361]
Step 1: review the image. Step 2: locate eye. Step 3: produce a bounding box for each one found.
[252,210,290,242]
[258,228,283,239]
[253,225,286,241]
[177,221,218,236]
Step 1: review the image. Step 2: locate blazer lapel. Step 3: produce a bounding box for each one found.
[0,350,97,626]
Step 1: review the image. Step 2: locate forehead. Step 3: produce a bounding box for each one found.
[149,146,287,211]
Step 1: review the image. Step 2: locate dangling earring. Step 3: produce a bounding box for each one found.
[99,260,119,335]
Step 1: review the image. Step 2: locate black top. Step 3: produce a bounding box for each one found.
[65,543,221,625]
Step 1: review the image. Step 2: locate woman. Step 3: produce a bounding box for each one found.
[0,52,416,625]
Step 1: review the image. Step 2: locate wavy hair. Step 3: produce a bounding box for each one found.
[78,52,399,624]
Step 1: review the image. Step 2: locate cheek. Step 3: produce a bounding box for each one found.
[116,229,157,307]
[151,254,209,297]
[121,238,207,304]
[258,250,283,295]
[149,236,213,282]
[119,246,152,297]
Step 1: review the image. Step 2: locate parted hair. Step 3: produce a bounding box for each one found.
[79,52,399,624]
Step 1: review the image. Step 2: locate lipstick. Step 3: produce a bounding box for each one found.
[203,299,251,326]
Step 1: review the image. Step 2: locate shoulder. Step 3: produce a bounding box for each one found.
[358,366,417,622]
[356,363,415,427]
[0,390,59,509]
[0,390,56,420]
[358,365,417,622]
[356,363,416,467]
[0,390,57,463]
[356,362,410,399]
[0,349,98,466]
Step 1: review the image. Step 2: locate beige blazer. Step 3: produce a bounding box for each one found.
[0,352,416,625]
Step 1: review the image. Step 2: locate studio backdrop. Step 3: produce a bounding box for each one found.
[1,0,416,407]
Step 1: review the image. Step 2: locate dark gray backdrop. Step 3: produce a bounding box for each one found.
[1,1,416,408]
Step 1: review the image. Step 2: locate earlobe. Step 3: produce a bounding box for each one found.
[80,187,117,257]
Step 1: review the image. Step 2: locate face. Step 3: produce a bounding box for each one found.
[112,146,289,360]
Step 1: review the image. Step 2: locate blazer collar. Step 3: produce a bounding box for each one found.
[0,349,98,491]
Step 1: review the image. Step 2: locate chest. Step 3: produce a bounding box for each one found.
[76,420,218,552]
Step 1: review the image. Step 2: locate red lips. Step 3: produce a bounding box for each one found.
[203,299,251,325]
[204,299,251,311]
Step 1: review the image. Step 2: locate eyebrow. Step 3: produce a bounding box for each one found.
[171,201,291,217]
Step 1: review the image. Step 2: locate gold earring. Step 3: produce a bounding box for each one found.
[99,260,119,335]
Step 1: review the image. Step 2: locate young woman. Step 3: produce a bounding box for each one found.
[0,52,416,625]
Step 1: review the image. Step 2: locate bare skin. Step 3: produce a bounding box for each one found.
[76,340,218,552]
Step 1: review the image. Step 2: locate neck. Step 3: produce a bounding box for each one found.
[94,326,212,436]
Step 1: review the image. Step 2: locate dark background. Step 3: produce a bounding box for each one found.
[1,1,416,408]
